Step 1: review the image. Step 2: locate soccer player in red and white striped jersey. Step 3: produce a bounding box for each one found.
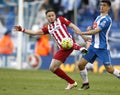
[13,9,89,90]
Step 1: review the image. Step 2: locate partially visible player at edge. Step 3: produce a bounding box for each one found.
[13,9,89,90]
[77,0,120,90]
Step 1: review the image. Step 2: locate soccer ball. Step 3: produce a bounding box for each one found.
[61,38,73,49]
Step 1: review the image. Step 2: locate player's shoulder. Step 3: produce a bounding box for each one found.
[103,15,111,21]
[106,15,112,22]
[57,16,69,22]
[100,15,112,24]
[59,16,70,22]
[58,16,65,20]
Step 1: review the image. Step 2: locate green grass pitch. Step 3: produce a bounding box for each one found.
[0,68,119,95]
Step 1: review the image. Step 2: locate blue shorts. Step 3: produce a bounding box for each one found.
[83,45,111,66]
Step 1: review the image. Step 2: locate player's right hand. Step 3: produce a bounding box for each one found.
[87,26,93,31]
[13,25,25,32]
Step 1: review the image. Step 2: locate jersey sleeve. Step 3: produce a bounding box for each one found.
[59,16,71,26]
[41,26,49,34]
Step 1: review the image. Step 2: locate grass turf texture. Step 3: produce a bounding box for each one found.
[0,68,119,95]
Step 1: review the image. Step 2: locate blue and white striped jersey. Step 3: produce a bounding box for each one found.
[91,14,112,49]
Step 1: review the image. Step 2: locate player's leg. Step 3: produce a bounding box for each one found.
[49,48,77,90]
[78,46,97,90]
[112,68,120,78]
[73,43,88,54]
[98,49,120,79]
[98,49,120,78]
[49,59,77,90]
[105,65,120,78]
[78,57,90,90]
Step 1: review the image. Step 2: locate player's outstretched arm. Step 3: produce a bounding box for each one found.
[68,23,91,42]
[68,23,82,34]
[13,25,44,35]
[82,27,101,35]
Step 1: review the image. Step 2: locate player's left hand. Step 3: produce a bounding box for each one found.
[80,47,88,55]
[87,26,93,31]
[13,25,25,32]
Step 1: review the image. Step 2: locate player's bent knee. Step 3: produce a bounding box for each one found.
[49,65,58,72]
[105,66,114,74]
[78,63,85,70]
[107,69,114,74]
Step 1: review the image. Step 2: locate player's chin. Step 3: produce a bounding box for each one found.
[51,21,54,23]
[49,20,54,23]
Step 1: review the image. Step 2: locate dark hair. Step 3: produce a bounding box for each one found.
[100,0,111,7]
[45,9,55,15]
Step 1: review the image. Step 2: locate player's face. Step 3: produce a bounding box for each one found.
[100,2,110,14]
[46,11,56,23]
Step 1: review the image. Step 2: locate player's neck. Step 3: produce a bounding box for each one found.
[100,13,108,16]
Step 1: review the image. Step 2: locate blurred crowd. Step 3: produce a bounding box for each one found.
[0,0,120,56]
[34,0,120,26]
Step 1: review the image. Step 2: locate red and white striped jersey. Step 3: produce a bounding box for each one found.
[42,16,74,49]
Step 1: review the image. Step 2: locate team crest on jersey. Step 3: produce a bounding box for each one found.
[100,21,106,27]
[93,22,97,28]
[49,24,60,34]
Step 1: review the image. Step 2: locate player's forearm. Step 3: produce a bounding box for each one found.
[82,28,101,35]
[80,35,89,42]
[69,23,82,34]
[13,25,44,35]
[72,26,82,35]
[81,30,94,35]
[24,29,44,35]
[24,29,37,35]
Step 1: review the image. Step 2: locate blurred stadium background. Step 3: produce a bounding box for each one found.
[0,0,120,72]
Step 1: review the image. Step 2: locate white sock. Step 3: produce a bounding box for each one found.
[80,68,89,83]
[113,69,120,78]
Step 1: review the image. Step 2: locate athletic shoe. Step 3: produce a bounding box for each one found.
[117,72,120,79]
[65,82,77,90]
[78,83,90,90]
[80,47,88,55]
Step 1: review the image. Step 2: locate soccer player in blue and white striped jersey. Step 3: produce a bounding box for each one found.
[77,0,120,90]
